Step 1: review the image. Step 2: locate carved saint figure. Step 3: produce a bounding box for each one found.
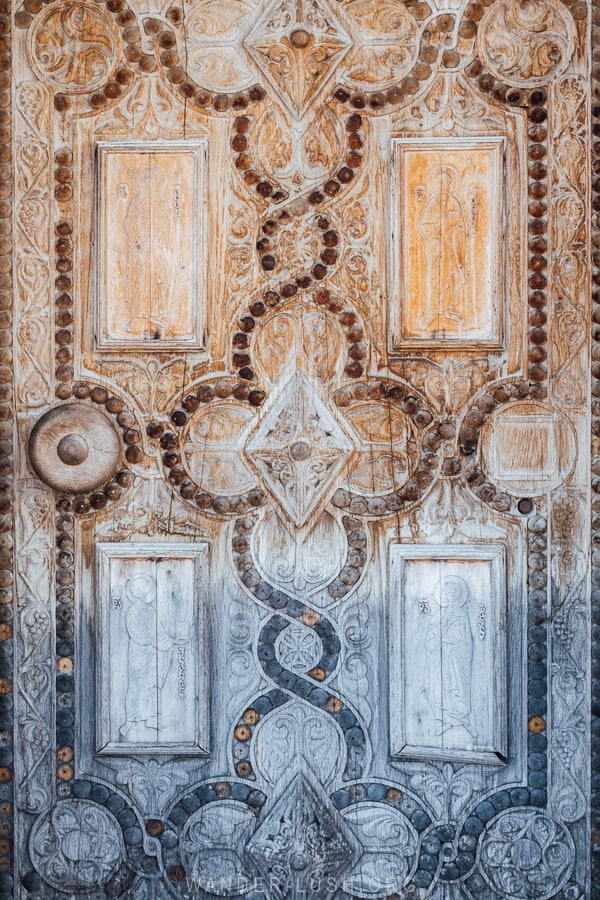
[120,571,190,739]
[417,166,468,332]
[422,575,477,739]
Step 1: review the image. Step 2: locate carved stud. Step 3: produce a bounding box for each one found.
[28,404,121,493]
[290,28,310,49]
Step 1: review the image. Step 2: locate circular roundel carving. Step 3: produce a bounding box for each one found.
[479,402,575,498]
[29,2,121,93]
[477,0,576,89]
[478,809,574,899]
[29,800,124,892]
[29,404,121,493]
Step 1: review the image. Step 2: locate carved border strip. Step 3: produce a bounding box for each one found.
[592,0,600,890]
[0,0,12,894]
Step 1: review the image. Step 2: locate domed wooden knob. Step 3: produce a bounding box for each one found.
[28,404,121,493]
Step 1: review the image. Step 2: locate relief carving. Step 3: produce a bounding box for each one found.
[10,0,592,894]
[391,138,504,349]
[245,371,355,527]
[477,0,576,88]
[478,809,575,899]
[246,768,357,900]
[15,82,52,409]
[29,2,121,92]
[389,545,507,765]
[245,0,353,120]
[29,800,124,892]
[96,544,209,754]
[340,0,419,91]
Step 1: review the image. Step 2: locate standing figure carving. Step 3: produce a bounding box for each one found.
[423,576,477,740]
[120,570,189,740]
[417,166,468,332]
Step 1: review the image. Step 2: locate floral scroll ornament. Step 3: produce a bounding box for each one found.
[477,0,577,88]
[478,809,574,899]
[29,2,121,92]
[29,800,124,892]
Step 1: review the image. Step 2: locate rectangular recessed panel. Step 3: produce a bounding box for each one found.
[389,544,507,765]
[390,138,504,349]
[96,542,209,755]
[96,141,206,350]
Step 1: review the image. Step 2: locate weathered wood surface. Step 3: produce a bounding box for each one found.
[8,0,592,897]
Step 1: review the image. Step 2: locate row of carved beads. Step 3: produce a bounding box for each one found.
[53,146,74,388]
[55,497,75,788]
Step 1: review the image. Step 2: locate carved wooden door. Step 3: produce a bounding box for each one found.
[8,0,594,897]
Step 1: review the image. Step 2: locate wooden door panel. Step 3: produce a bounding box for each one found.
[8,0,593,897]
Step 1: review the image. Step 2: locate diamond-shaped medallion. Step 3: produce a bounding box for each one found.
[245,371,355,527]
[246,768,357,900]
[244,0,353,119]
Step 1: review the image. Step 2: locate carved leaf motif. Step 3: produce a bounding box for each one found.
[479,810,574,899]
[29,801,124,892]
[187,47,255,92]
[252,702,346,787]
[343,45,414,89]
[116,759,189,815]
[254,509,345,596]
[302,310,345,382]
[341,803,418,896]
[555,134,586,195]
[245,0,353,119]
[252,312,297,383]
[184,0,254,38]
[344,0,416,37]
[185,403,256,493]
[253,105,295,178]
[181,803,256,896]
[303,105,343,176]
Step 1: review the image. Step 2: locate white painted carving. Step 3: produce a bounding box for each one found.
[389,544,507,764]
[96,543,209,754]
[245,371,355,527]
[244,0,353,120]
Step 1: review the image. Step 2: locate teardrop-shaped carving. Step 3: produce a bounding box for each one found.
[302,105,344,179]
[254,508,346,596]
[252,312,298,384]
[252,105,295,181]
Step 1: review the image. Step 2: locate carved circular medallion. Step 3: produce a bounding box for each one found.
[29,2,121,93]
[29,800,124,892]
[29,404,121,493]
[477,0,576,88]
[478,809,574,899]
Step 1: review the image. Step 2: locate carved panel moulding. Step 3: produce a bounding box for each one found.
[95,543,209,755]
[95,141,208,351]
[389,544,507,766]
[390,137,505,351]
